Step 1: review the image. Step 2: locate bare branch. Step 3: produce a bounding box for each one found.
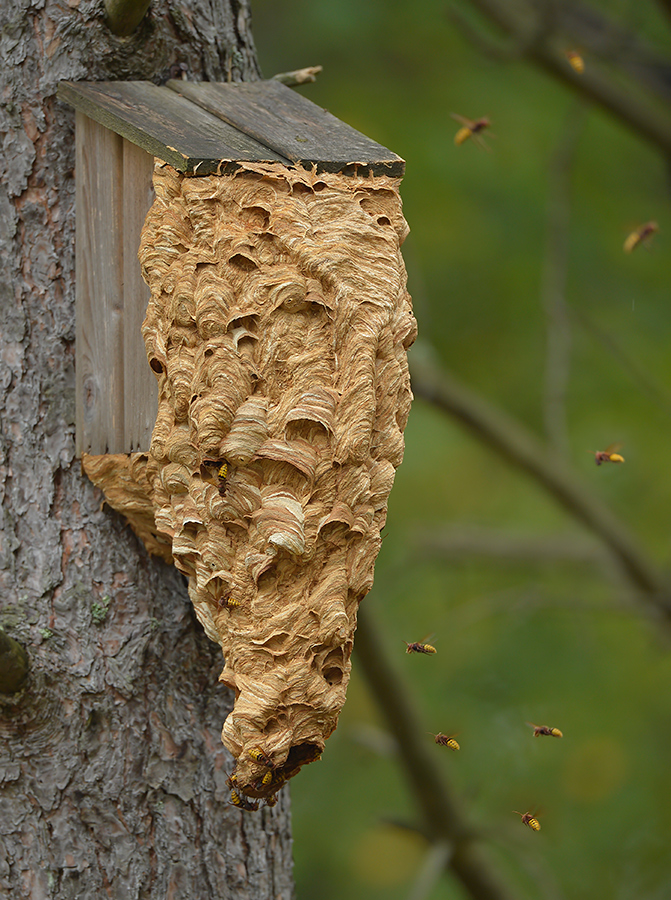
[415,525,612,567]
[555,1,671,103]
[354,603,519,900]
[409,348,671,612]
[463,0,671,158]
[0,630,29,695]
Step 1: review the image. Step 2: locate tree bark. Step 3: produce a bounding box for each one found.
[0,2,294,897]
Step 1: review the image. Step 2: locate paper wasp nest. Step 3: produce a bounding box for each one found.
[83,159,416,806]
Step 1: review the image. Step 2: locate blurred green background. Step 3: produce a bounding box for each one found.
[251,2,671,898]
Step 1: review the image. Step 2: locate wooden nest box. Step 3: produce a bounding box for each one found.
[59,78,417,808]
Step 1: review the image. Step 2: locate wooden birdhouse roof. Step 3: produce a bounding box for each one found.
[57,79,405,177]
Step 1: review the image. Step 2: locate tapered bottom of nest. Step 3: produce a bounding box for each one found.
[228,741,323,810]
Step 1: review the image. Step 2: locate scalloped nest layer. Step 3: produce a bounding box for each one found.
[83,159,416,806]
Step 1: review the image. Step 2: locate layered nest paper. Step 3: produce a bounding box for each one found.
[83,159,416,806]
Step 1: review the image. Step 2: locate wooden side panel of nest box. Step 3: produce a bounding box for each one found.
[83,159,416,805]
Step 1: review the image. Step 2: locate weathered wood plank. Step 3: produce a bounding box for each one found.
[60,81,291,174]
[167,79,405,176]
[76,111,125,456]
[122,139,157,452]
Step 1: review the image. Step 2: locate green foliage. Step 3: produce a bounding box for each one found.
[253,2,671,898]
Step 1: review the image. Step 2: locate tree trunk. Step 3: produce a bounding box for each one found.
[0,2,294,897]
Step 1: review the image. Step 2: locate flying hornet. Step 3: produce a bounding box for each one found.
[624,221,658,253]
[451,113,491,149]
[527,722,563,738]
[514,810,541,831]
[590,443,624,465]
[405,639,437,655]
[564,49,584,73]
[430,732,460,750]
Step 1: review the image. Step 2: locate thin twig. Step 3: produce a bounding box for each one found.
[271,66,323,86]
[409,348,671,613]
[354,603,519,900]
[406,841,453,900]
[541,102,587,455]
[446,4,526,61]
[572,308,671,418]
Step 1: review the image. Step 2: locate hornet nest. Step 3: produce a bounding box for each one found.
[83,158,416,808]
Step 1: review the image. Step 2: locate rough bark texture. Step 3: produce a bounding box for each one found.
[82,159,416,804]
[0,2,295,898]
